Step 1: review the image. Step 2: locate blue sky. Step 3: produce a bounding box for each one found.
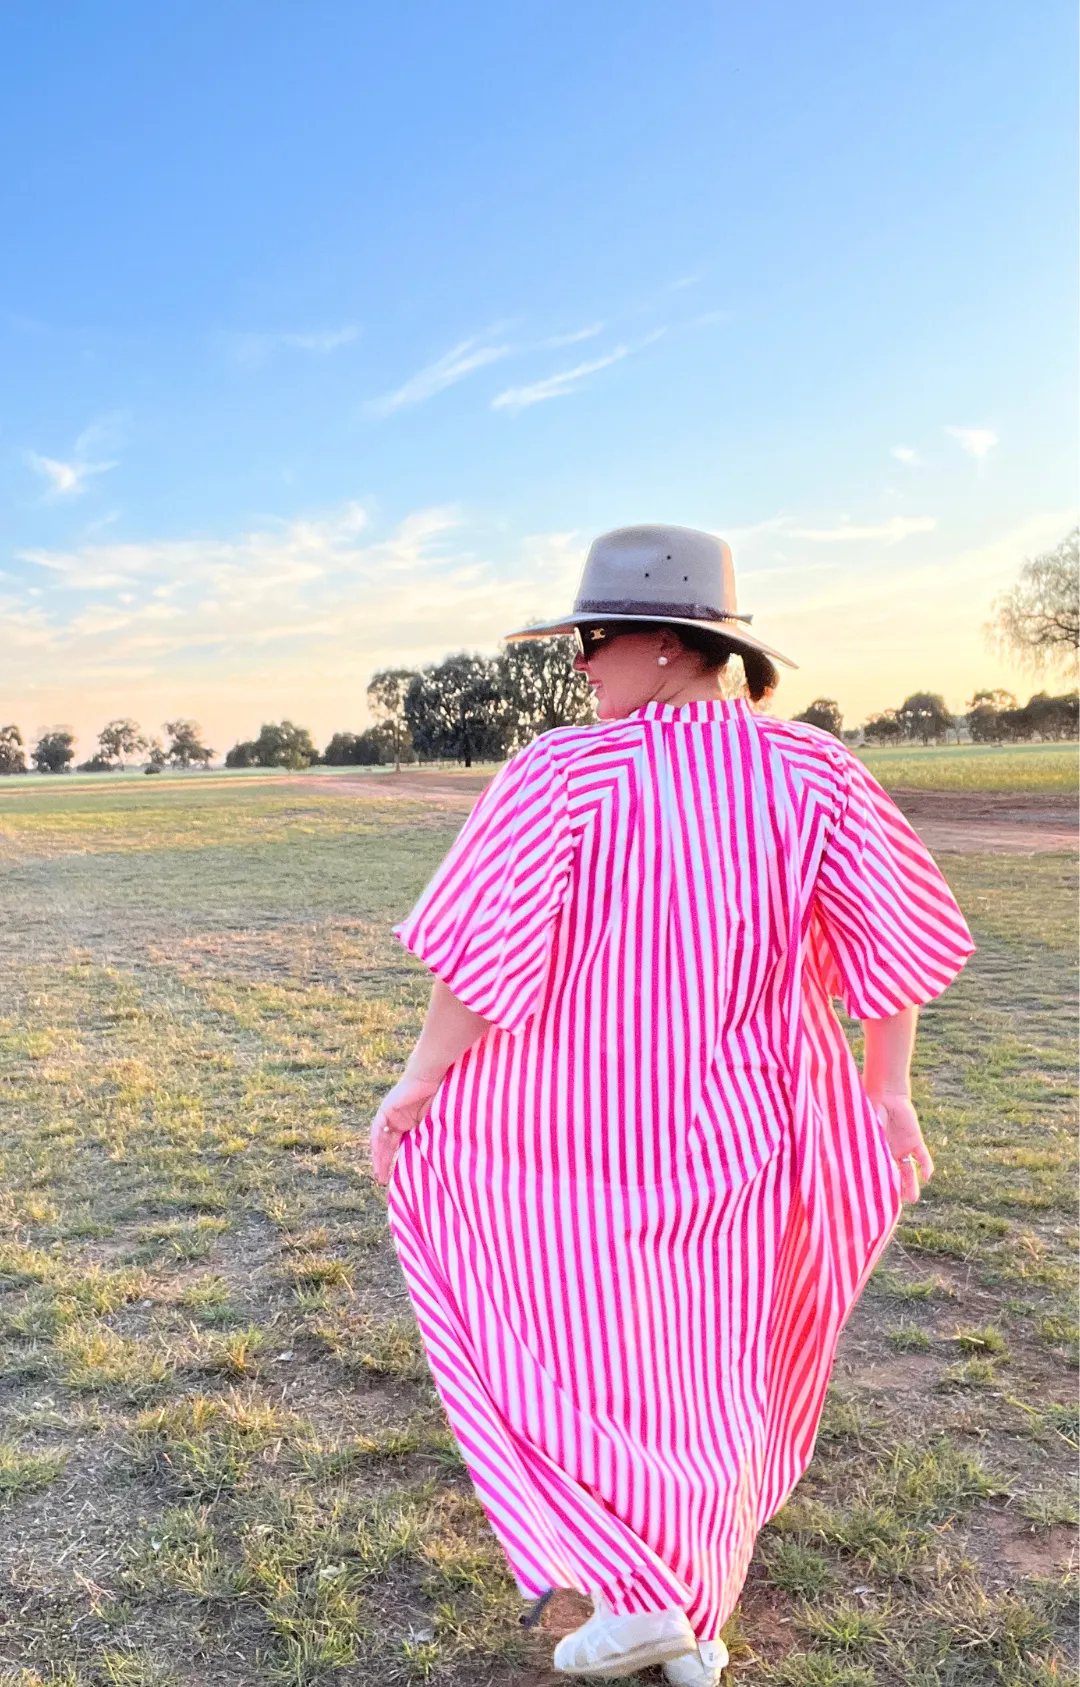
[1,0,1075,754]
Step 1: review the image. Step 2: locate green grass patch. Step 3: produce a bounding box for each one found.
[51,1322,173,1399]
[857,740,1077,791]
[0,1440,69,1504]
[885,1323,933,1351]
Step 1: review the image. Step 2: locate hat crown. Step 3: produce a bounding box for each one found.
[574,525,737,619]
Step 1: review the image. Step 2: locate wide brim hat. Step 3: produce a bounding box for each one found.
[504,523,796,669]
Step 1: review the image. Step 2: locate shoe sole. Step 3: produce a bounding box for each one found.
[554,1635,697,1679]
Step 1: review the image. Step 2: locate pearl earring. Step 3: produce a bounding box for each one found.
[657,656,669,666]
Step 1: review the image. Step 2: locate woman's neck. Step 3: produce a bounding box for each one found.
[650,672,728,708]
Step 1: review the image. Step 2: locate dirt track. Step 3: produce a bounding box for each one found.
[290,773,1077,854]
[889,788,1077,854]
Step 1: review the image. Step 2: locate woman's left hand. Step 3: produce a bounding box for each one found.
[370,1075,441,1185]
[869,1092,934,1203]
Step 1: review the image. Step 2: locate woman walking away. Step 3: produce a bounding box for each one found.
[371,525,974,1683]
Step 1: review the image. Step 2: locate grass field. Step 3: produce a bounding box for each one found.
[856,741,1077,793]
[0,774,1075,1687]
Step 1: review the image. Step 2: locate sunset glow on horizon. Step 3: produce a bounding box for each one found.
[2,2,1075,758]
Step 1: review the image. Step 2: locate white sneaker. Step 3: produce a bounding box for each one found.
[663,1637,730,1684]
[552,1595,697,1679]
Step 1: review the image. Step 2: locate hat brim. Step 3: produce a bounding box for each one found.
[504,611,797,671]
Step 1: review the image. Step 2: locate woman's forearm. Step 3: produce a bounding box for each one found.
[403,978,491,1086]
[861,1004,919,1097]
[370,981,490,1183]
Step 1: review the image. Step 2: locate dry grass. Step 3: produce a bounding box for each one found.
[0,774,1074,1683]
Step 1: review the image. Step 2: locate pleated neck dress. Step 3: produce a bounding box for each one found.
[389,699,974,1639]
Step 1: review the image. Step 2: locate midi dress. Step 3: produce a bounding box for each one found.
[388,699,974,1639]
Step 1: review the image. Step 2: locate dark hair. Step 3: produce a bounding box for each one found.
[582,618,779,703]
[662,622,779,703]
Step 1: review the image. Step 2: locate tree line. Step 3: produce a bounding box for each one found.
[793,688,1079,746]
[4,530,1075,773]
[230,644,597,770]
[4,675,1075,780]
[0,719,214,776]
[862,688,1078,745]
[0,643,595,776]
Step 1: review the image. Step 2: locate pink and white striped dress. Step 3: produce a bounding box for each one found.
[389,699,973,1638]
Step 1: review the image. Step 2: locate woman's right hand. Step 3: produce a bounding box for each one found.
[370,1075,441,1186]
[869,1092,934,1203]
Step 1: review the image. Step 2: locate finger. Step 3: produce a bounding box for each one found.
[373,1139,391,1186]
[374,1105,413,1137]
[368,1130,385,1184]
[904,1153,931,1207]
[371,1126,388,1180]
[377,1131,400,1186]
[371,1122,402,1186]
[915,1144,934,1183]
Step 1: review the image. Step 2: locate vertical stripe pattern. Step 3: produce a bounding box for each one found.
[389,699,974,1639]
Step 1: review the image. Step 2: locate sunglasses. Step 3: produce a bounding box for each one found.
[572,622,622,658]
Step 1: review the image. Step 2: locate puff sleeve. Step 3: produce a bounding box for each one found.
[812,755,975,1019]
[393,738,574,1033]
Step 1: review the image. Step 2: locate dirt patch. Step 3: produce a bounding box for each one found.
[287,771,491,812]
[975,1508,1078,1579]
[890,788,1077,855]
[287,773,1078,853]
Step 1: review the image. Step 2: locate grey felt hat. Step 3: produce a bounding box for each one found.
[504,523,796,669]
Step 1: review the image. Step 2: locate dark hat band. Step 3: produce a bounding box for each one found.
[576,598,754,625]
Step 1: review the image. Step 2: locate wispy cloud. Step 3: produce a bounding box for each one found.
[542,324,604,349]
[363,302,716,421]
[709,508,1077,721]
[230,326,360,369]
[6,500,1075,748]
[786,516,936,544]
[2,506,585,738]
[760,512,1071,627]
[946,426,998,459]
[367,336,512,416]
[26,449,118,498]
[80,510,123,538]
[280,326,359,353]
[21,500,365,592]
[492,345,631,412]
[891,445,921,466]
[689,308,734,329]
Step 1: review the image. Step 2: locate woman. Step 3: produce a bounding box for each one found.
[371,525,974,1683]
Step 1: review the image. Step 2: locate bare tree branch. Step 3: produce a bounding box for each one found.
[987,529,1079,675]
